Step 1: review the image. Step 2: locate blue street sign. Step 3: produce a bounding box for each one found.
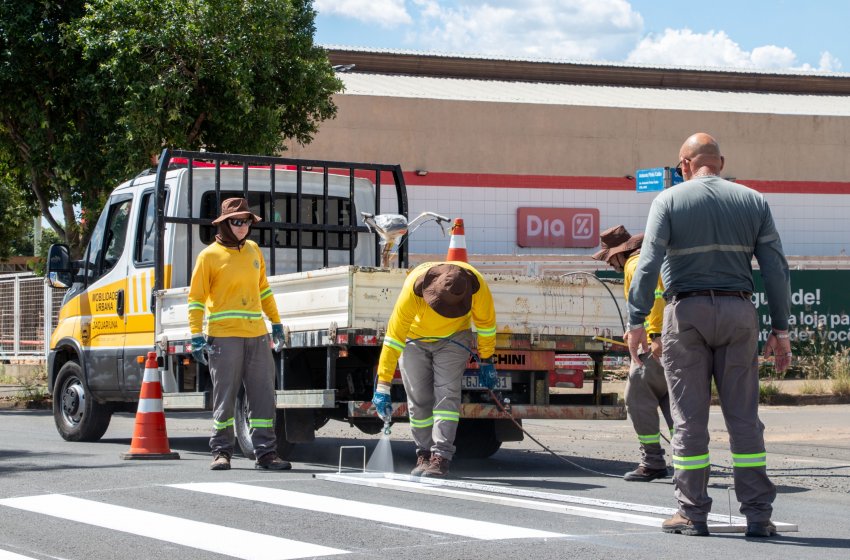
[636,167,665,192]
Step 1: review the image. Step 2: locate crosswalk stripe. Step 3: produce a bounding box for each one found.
[172,482,568,540]
[0,494,348,560]
[0,550,38,560]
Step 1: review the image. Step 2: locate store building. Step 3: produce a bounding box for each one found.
[287,48,850,270]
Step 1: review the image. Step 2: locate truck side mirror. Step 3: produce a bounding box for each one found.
[46,244,73,288]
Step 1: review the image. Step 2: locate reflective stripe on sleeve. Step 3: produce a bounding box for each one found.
[383,336,406,352]
[188,301,205,311]
[260,288,273,300]
[476,325,497,337]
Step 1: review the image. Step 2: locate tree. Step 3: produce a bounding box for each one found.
[0,0,342,258]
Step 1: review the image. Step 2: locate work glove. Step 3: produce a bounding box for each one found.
[191,334,209,366]
[372,381,393,422]
[478,357,498,390]
[271,323,285,352]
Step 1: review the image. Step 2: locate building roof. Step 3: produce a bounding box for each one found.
[338,72,850,116]
[327,47,850,103]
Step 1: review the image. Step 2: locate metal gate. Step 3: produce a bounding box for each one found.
[0,273,65,361]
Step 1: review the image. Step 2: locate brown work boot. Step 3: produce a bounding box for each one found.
[745,520,777,538]
[210,452,231,471]
[623,465,669,482]
[411,450,432,476]
[420,454,450,478]
[255,452,292,471]
[662,512,709,537]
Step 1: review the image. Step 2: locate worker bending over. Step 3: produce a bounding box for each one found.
[372,262,498,477]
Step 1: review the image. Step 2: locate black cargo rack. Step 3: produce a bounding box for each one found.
[153,148,409,295]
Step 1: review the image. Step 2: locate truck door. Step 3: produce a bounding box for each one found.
[79,193,133,396]
[121,189,160,396]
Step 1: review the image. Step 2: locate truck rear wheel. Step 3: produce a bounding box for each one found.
[453,419,502,459]
[234,390,296,460]
[52,361,112,442]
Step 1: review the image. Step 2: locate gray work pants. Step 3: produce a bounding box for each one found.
[208,335,277,459]
[625,353,674,470]
[399,330,473,461]
[662,295,775,523]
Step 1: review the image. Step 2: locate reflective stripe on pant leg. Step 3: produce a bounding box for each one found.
[431,330,472,460]
[400,340,436,454]
[626,357,667,469]
[714,297,775,522]
[243,335,278,458]
[209,337,245,455]
[663,299,714,522]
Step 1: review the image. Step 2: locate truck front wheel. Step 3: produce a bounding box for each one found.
[52,361,112,442]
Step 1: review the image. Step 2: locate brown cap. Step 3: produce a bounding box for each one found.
[211,197,261,225]
[413,263,480,318]
[592,225,643,262]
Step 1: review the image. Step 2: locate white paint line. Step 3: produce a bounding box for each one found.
[317,474,798,533]
[0,550,38,560]
[0,494,348,560]
[315,474,663,528]
[172,482,567,540]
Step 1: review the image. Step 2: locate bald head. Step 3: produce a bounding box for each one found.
[678,132,724,178]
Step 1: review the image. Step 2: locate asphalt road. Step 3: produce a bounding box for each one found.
[1,405,849,560]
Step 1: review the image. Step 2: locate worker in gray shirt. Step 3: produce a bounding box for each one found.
[625,132,792,539]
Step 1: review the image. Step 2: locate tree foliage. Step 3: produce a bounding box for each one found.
[0,0,341,258]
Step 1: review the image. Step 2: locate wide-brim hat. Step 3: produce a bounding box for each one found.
[211,197,261,225]
[413,263,480,319]
[592,225,643,262]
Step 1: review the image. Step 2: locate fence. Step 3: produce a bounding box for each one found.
[0,273,64,362]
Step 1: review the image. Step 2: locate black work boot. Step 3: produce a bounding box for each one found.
[623,465,669,482]
[210,452,231,471]
[421,454,450,478]
[410,450,432,476]
[255,452,292,471]
[662,512,709,536]
[745,520,777,538]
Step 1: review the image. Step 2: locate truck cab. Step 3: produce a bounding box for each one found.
[45,150,403,441]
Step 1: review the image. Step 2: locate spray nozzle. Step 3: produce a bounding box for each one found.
[383,420,392,436]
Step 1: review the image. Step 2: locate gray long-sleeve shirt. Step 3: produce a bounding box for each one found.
[627,176,791,330]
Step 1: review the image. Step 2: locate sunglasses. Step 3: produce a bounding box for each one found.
[229,218,250,227]
[674,158,689,177]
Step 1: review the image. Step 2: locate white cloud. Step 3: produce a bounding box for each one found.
[408,0,644,60]
[315,0,412,28]
[626,28,843,72]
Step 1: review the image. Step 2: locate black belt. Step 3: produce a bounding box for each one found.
[666,290,752,303]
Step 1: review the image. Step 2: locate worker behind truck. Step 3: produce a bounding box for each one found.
[593,225,674,482]
[372,262,498,478]
[188,197,288,471]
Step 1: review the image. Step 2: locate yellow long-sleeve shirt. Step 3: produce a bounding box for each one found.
[623,252,664,336]
[376,261,497,384]
[188,240,281,337]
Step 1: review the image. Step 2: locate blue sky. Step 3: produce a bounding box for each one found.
[314,0,848,72]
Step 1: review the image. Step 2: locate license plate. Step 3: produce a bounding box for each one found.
[462,374,511,390]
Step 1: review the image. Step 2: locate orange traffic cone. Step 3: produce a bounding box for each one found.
[121,351,180,460]
[445,218,468,263]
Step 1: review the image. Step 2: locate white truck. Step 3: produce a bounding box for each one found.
[45,149,627,459]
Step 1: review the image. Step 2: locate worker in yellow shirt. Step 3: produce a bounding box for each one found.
[372,262,497,477]
[594,225,673,481]
[188,198,288,471]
